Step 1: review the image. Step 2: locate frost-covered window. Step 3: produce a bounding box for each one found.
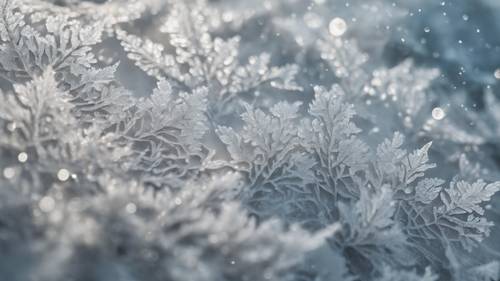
[1,0,500,280]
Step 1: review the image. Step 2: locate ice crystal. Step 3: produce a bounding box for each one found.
[329,17,347,37]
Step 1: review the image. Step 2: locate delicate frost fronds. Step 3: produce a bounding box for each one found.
[119,0,301,119]
[375,132,406,175]
[440,180,500,216]
[0,69,73,150]
[372,134,500,263]
[217,101,315,221]
[0,0,130,128]
[116,29,180,82]
[135,80,208,150]
[375,132,435,189]
[112,79,209,189]
[1,1,500,281]
[414,178,445,204]
[0,69,130,189]
[21,0,147,29]
[0,69,328,281]
[339,187,409,269]
[216,84,500,277]
[0,0,105,83]
[0,169,332,281]
[300,85,369,200]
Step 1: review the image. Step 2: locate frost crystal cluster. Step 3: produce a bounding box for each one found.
[1,0,500,280]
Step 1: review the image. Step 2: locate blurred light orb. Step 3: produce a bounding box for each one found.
[329,17,347,37]
[432,107,446,120]
[39,196,55,213]
[57,169,70,181]
[495,69,500,79]
[126,203,137,214]
[3,167,15,179]
[17,152,28,163]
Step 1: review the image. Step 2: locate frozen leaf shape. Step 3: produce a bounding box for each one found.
[415,178,445,204]
[375,133,435,189]
[395,177,500,264]
[217,101,315,222]
[376,132,406,175]
[371,133,500,269]
[355,187,397,230]
[116,29,181,82]
[0,1,105,83]
[113,80,209,189]
[339,186,409,269]
[441,180,500,216]
[404,141,435,185]
[0,68,73,150]
[300,85,369,200]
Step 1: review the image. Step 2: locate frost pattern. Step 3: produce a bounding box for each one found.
[217,101,315,222]
[112,80,209,189]
[118,0,301,120]
[0,1,500,281]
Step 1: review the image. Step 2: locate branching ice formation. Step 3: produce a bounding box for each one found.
[1,0,500,280]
